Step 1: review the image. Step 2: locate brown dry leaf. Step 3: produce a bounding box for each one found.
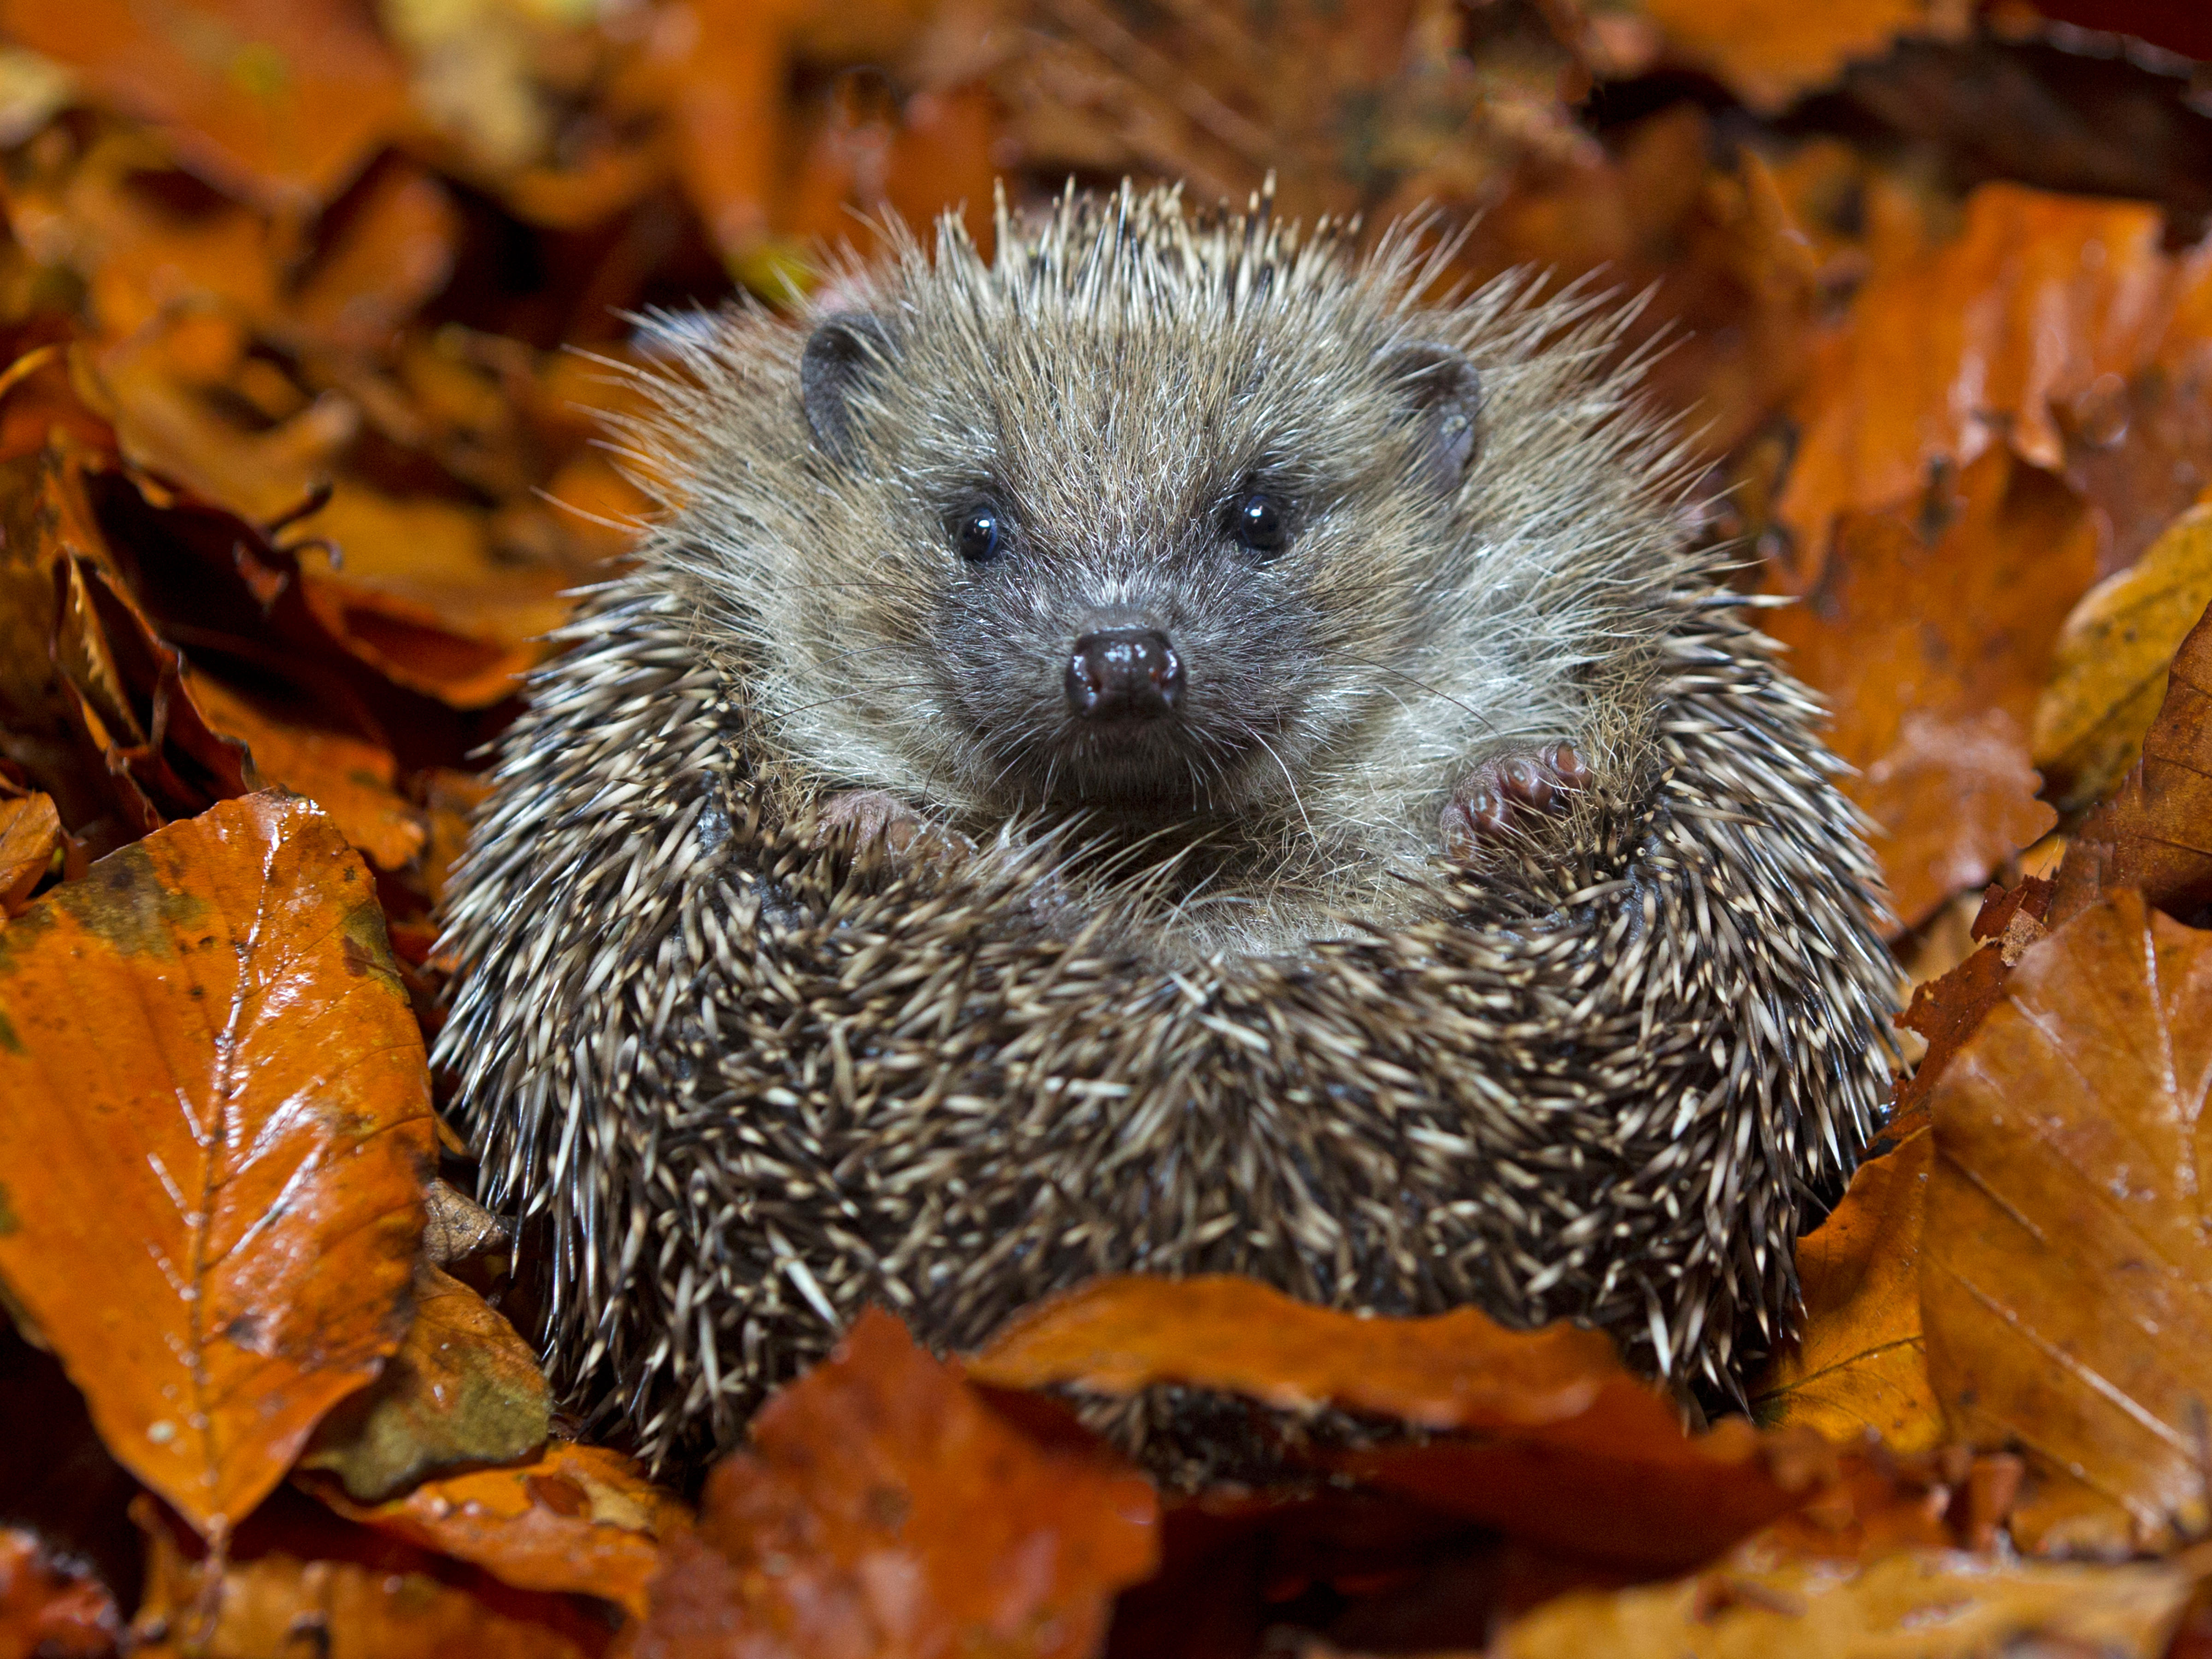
[1776,183,2187,590]
[0,1525,120,1659]
[1889,875,2054,1123]
[298,1263,551,1505]
[189,673,427,871]
[1459,109,1821,455]
[1495,1542,2212,1659]
[0,0,407,210]
[289,494,569,711]
[312,1440,688,1618]
[130,1492,615,1659]
[633,1307,1159,1659]
[1765,447,2093,927]
[2035,501,2212,812]
[1629,0,1971,114]
[973,1275,1826,1572]
[0,792,435,1537]
[2048,590,2212,929]
[645,0,813,264]
[0,790,59,914]
[971,1273,1639,1431]
[1923,889,2212,1550]
[1750,1111,1941,1454]
[287,162,462,355]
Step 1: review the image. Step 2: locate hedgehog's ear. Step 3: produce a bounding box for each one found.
[800,313,896,464]
[1377,341,1483,496]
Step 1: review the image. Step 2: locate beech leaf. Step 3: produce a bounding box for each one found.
[1924,889,2212,1549]
[0,792,435,1537]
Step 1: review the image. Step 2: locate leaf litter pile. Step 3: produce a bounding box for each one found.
[7,0,2212,1654]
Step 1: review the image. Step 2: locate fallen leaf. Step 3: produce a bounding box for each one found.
[1889,875,2055,1124]
[647,0,812,263]
[1923,889,2212,1550]
[969,1273,1637,1431]
[311,1440,688,1618]
[0,0,408,210]
[972,1275,1826,1572]
[287,161,461,355]
[2035,500,2212,812]
[1495,1543,2211,1659]
[632,1307,1158,1659]
[1629,0,1971,114]
[1750,1112,1941,1454]
[298,1263,551,1505]
[189,672,427,871]
[0,792,435,1538]
[1776,183,2185,589]
[1450,108,1820,456]
[2049,591,2212,928]
[0,791,59,913]
[289,492,568,710]
[1765,447,2092,927]
[129,1490,615,1659]
[0,1525,120,1659]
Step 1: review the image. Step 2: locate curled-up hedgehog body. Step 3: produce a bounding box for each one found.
[437,183,1897,1468]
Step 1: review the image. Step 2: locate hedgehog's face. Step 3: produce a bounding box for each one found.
[790,299,1485,824]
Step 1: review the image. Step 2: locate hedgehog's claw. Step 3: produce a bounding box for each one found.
[1440,742,1586,861]
[822,789,977,869]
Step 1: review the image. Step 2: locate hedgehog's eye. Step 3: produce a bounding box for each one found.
[955,504,1004,562]
[1229,491,1287,555]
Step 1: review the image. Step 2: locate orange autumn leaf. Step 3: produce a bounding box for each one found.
[634,1308,1158,1659]
[0,0,407,211]
[313,1440,688,1618]
[0,792,435,1538]
[1765,447,2092,927]
[1630,0,1971,115]
[0,792,59,915]
[0,1525,120,1659]
[969,1273,1638,1430]
[1776,183,2187,588]
[972,1275,1830,1571]
[1496,1539,2212,1659]
[189,674,426,873]
[1750,1112,1941,1454]
[1924,889,2212,1550]
[130,1493,614,1659]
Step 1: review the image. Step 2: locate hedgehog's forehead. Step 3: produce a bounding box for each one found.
[888,281,1387,490]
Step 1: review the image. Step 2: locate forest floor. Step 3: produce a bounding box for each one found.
[5,1,2212,1654]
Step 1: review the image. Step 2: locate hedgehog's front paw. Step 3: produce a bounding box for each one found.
[1439,743,1588,862]
[822,789,976,870]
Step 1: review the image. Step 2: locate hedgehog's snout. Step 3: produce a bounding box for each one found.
[1065,628,1184,722]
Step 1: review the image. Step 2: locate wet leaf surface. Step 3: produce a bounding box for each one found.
[297,1263,551,1506]
[130,1490,616,1659]
[0,1525,122,1659]
[0,792,435,1536]
[310,1441,688,1618]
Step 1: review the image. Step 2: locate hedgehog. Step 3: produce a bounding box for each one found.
[435,182,1898,1470]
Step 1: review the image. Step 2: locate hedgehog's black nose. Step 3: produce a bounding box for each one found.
[1065,629,1183,721]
